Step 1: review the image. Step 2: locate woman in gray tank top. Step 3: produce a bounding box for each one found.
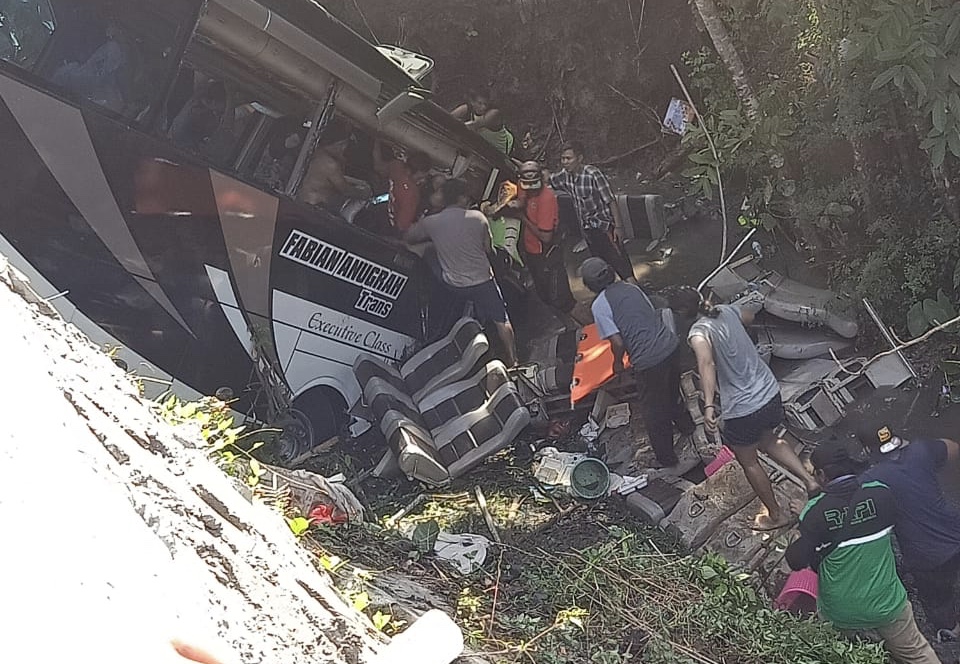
[688,300,820,530]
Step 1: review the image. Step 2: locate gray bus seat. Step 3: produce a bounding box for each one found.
[353,317,489,403]
[756,325,853,361]
[365,378,425,427]
[708,261,858,339]
[417,360,511,431]
[430,384,531,480]
[378,381,531,486]
[382,414,450,486]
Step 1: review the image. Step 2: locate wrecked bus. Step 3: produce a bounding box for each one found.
[0,0,514,446]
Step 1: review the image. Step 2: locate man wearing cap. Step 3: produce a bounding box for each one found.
[581,257,694,469]
[506,161,575,313]
[858,424,960,644]
[786,443,939,663]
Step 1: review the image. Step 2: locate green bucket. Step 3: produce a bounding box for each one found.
[570,458,611,500]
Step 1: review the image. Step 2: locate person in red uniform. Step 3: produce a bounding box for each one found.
[372,140,432,235]
[508,160,575,312]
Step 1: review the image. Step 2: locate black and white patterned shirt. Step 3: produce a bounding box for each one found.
[549,165,616,231]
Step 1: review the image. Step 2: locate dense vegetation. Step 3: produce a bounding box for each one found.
[682,0,960,329]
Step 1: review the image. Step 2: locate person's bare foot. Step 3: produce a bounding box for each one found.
[804,482,822,498]
[788,497,808,515]
[752,510,795,531]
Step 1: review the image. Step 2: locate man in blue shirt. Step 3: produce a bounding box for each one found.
[582,257,693,468]
[857,423,960,643]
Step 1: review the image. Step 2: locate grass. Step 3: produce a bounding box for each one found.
[300,450,888,664]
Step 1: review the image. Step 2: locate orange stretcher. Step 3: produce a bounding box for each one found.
[570,323,631,406]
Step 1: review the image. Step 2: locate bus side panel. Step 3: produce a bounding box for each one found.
[0,87,206,385]
[80,110,258,401]
[269,200,428,403]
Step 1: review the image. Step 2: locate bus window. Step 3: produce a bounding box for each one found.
[2,0,186,122]
[251,116,307,192]
[165,65,309,178]
[0,0,55,69]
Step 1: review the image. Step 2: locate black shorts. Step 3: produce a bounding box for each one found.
[722,393,783,447]
[452,279,509,324]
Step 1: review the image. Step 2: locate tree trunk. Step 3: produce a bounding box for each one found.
[691,0,761,123]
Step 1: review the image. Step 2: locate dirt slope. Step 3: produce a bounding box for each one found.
[0,257,382,664]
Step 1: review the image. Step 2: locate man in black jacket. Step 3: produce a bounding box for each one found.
[858,423,960,643]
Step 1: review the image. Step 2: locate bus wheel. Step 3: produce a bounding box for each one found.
[274,409,314,465]
[293,387,347,445]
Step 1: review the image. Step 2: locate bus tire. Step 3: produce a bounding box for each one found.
[293,387,347,446]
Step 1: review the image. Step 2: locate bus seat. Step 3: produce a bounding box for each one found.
[381,411,451,486]
[430,383,531,481]
[400,317,489,402]
[375,380,530,486]
[353,317,489,406]
[416,360,511,431]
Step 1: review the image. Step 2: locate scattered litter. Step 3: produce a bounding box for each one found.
[570,457,611,499]
[579,419,601,442]
[704,446,735,477]
[662,97,694,136]
[401,519,491,575]
[370,609,463,664]
[532,447,611,500]
[604,403,631,429]
[608,473,648,496]
[263,465,364,525]
[532,447,585,488]
[309,502,348,526]
[433,532,491,574]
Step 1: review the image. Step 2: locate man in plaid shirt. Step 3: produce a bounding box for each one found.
[549,142,635,282]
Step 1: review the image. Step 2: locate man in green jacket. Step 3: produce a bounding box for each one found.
[785,442,938,664]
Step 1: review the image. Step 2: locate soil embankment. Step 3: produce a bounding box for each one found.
[0,257,383,663]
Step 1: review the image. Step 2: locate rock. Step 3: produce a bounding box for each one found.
[0,261,385,663]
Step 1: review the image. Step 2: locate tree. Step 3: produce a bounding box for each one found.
[690,0,761,123]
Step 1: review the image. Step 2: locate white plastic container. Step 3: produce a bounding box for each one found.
[370,609,463,664]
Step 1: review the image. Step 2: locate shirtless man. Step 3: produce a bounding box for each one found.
[297,123,371,211]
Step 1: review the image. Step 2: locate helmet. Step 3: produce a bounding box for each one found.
[518,160,543,190]
[581,257,615,293]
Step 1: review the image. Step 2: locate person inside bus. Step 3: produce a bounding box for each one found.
[169,80,231,153]
[424,173,448,216]
[253,117,305,192]
[371,140,432,235]
[51,17,132,113]
[451,88,514,156]
[297,121,372,214]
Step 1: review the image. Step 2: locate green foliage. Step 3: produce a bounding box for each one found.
[847,0,960,167]
[907,289,958,337]
[157,394,266,487]
[456,528,887,663]
[680,45,798,222]
[286,516,312,537]
[684,0,960,335]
